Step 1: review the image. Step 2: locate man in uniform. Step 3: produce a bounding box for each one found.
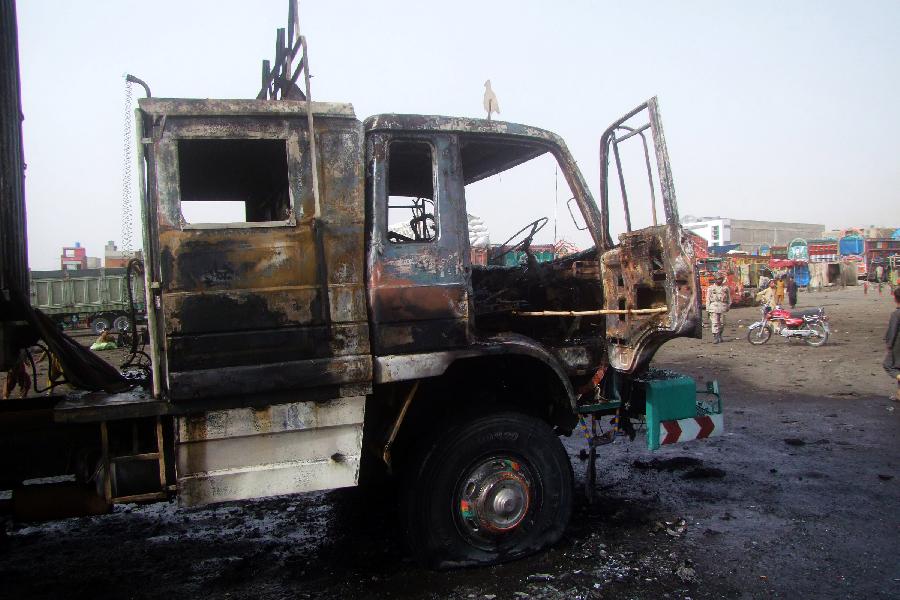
[706,274,731,344]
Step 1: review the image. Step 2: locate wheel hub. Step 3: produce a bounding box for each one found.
[458,458,532,536]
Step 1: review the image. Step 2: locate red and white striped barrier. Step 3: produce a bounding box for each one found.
[659,414,724,445]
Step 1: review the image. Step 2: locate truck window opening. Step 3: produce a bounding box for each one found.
[461,140,593,264]
[387,141,436,243]
[459,137,605,346]
[177,138,291,225]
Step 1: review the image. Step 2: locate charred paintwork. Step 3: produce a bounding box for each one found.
[366,131,471,355]
[598,99,701,372]
[139,98,370,401]
[138,96,696,425]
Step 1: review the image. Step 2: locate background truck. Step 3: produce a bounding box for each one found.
[29,267,146,333]
[0,4,721,569]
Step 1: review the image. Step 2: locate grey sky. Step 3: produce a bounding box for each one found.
[16,0,900,269]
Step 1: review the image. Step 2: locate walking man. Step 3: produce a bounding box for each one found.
[885,287,900,401]
[706,274,731,344]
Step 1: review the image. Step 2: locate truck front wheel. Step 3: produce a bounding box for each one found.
[402,411,573,568]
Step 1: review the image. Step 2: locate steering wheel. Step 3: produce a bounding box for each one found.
[490,217,549,263]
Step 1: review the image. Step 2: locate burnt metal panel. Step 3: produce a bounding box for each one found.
[598,99,701,373]
[373,332,578,418]
[166,322,369,371]
[168,355,371,401]
[367,132,471,355]
[140,100,371,401]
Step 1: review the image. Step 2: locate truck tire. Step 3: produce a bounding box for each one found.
[92,316,111,334]
[113,315,131,332]
[402,411,573,569]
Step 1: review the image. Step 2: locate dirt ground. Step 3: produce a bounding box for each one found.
[1,285,899,599]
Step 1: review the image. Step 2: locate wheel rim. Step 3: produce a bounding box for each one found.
[749,326,770,344]
[806,323,828,346]
[456,457,534,546]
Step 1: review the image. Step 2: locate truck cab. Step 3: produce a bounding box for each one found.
[124,96,701,565]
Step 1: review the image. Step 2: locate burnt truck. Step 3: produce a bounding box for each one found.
[2,94,720,566]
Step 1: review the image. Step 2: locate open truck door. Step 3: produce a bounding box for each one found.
[598,97,701,373]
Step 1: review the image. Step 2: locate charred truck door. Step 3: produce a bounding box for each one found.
[599,98,701,372]
[137,99,372,505]
[366,130,470,354]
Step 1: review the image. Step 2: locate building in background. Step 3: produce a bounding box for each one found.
[104,241,132,268]
[60,242,102,271]
[681,216,824,255]
[823,226,898,239]
[60,243,87,270]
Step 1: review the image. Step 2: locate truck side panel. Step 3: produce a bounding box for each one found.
[139,100,371,401]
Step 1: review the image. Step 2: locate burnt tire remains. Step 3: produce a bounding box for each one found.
[403,411,573,568]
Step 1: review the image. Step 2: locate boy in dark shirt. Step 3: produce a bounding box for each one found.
[886,287,900,401]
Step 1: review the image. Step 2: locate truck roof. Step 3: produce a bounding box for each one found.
[136,100,567,151]
[364,113,566,147]
[138,98,356,119]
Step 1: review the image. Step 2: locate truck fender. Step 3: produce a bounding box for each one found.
[373,333,578,429]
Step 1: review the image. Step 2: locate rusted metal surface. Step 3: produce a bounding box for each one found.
[176,396,365,506]
[373,332,578,411]
[513,307,668,317]
[597,99,701,373]
[139,99,371,401]
[382,380,418,467]
[366,131,470,355]
[136,96,698,452]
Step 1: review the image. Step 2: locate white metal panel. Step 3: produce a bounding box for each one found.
[176,396,365,507]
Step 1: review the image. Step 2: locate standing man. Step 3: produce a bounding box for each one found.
[786,275,798,309]
[885,287,900,402]
[775,275,786,306]
[706,274,731,344]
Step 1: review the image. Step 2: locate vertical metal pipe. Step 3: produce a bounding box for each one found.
[639,133,658,226]
[301,36,321,218]
[611,136,631,232]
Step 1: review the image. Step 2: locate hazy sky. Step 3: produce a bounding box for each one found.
[16,0,900,269]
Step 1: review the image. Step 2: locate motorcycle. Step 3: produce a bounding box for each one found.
[747,305,830,346]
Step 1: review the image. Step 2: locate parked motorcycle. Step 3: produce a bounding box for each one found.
[747,306,830,346]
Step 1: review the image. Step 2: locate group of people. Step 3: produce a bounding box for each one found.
[755,274,799,309]
[704,270,900,403]
[705,272,799,344]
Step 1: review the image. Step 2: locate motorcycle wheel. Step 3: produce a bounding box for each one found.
[747,325,771,345]
[805,322,829,347]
